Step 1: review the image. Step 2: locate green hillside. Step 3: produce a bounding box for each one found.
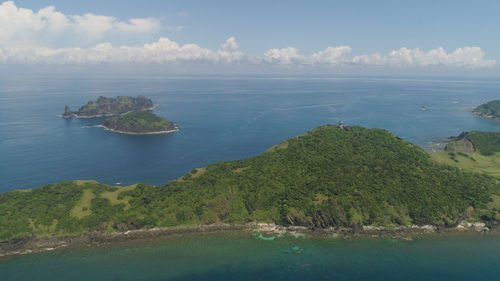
[465,131,500,156]
[72,95,154,117]
[473,100,500,119]
[1,126,499,240]
[104,111,178,133]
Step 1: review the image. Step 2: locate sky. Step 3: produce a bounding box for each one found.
[1,0,499,76]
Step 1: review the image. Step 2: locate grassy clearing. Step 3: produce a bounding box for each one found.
[430,151,500,178]
[488,195,500,209]
[191,168,207,178]
[266,141,289,152]
[100,184,137,209]
[177,168,207,182]
[70,189,95,219]
[313,193,329,205]
[74,180,99,186]
[29,218,58,233]
[233,166,250,173]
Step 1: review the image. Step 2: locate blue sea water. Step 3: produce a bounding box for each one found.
[2,75,500,192]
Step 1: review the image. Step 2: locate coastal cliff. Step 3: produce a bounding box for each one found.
[62,95,155,118]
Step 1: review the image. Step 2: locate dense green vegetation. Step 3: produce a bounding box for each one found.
[473,100,500,119]
[465,131,500,156]
[1,126,499,240]
[446,131,500,156]
[71,95,154,117]
[104,111,178,133]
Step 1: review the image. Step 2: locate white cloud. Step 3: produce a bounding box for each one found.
[217,37,244,63]
[309,46,352,65]
[262,45,494,69]
[264,47,302,65]
[0,1,160,47]
[1,40,493,68]
[0,37,248,64]
[0,48,6,62]
[352,47,495,68]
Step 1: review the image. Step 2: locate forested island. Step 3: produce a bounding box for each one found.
[62,95,155,118]
[103,111,179,134]
[1,125,499,254]
[473,100,500,119]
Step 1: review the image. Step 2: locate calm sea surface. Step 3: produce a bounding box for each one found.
[1,232,500,281]
[2,75,500,280]
[1,76,500,192]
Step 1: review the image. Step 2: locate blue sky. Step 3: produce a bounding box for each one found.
[2,0,499,75]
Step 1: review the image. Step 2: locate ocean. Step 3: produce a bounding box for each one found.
[2,75,500,192]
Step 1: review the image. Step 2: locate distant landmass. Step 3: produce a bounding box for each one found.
[473,100,500,119]
[103,111,179,134]
[1,125,498,249]
[62,95,155,118]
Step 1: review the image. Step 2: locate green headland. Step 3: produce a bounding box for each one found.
[1,125,499,242]
[473,100,500,119]
[103,111,179,134]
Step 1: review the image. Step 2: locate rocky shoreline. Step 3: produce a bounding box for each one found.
[0,221,495,258]
[84,124,179,135]
[473,113,500,120]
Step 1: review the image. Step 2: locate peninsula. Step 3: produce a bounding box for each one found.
[103,111,179,134]
[431,130,500,178]
[61,95,155,118]
[1,125,499,253]
[473,100,500,119]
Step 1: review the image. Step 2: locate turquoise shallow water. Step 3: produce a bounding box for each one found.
[1,232,500,281]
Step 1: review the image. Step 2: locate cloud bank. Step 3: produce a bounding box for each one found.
[0,1,160,47]
[352,47,495,68]
[0,1,495,69]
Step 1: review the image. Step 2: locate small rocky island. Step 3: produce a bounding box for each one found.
[473,100,500,119]
[103,111,179,134]
[62,95,155,118]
